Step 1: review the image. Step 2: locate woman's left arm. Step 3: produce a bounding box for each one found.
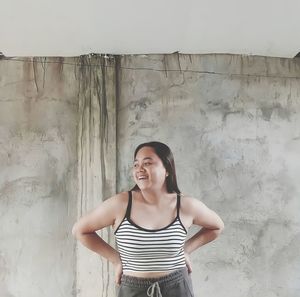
[184,197,225,255]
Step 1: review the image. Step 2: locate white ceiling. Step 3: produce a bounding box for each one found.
[1,0,300,58]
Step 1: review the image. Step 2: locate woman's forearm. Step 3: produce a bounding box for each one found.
[74,231,120,265]
[184,227,223,254]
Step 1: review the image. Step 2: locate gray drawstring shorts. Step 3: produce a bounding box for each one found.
[117,267,194,297]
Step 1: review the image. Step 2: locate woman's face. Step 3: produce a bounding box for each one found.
[132,146,168,191]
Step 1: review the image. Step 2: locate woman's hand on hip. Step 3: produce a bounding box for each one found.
[113,259,123,285]
[184,252,192,274]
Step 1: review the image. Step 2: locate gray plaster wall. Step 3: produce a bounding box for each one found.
[117,54,300,297]
[1,54,300,297]
[0,56,118,297]
[75,56,117,297]
[0,58,78,297]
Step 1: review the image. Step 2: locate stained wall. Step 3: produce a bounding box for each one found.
[1,54,300,297]
[0,57,78,297]
[117,54,300,297]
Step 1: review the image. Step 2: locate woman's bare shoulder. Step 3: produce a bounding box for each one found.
[180,193,225,229]
[72,191,130,234]
[179,193,208,213]
[180,193,203,204]
[106,191,129,208]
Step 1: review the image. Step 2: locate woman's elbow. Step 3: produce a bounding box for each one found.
[219,220,225,231]
[72,223,81,238]
[214,221,225,235]
[72,222,96,238]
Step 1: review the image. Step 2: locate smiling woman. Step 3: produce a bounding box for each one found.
[72,141,225,297]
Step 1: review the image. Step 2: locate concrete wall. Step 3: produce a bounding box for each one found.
[117,54,300,297]
[0,57,78,297]
[75,55,117,297]
[0,56,118,297]
[1,54,300,297]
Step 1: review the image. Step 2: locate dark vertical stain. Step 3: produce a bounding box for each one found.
[163,55,168,78]
[99,56,109,197]
[240,55,244,77]
[22,57,32,80]
[32,57,47,97]
[51,57,64,95]
[176,52,182,74]
[78,56,84,217]
[57,57,64,76]
[88,58,92,167]
[41,57,47,89]
[77,54,112,297]
[265,56,269,76]
[22,57,33,100]
[100,61,110,292]
[115,55,121,194]
[32,57,39,94]
[77,58,109,203]
[77,56,89,216]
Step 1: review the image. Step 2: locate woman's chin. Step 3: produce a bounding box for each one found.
[137,182,151,190]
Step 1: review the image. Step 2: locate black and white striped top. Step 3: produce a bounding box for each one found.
[114,191,188,272]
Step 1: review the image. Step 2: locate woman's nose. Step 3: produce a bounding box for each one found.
[136,164,145,171]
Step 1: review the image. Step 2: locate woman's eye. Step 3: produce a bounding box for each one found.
[133,162,151,168]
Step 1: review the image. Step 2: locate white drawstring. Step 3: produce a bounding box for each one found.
[147,281,163,297]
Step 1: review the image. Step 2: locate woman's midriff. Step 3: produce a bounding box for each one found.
[123,270,175,278]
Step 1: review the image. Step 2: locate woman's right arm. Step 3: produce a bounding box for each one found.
[71,193,124,284]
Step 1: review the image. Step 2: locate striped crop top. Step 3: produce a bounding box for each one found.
[114,191,188,272]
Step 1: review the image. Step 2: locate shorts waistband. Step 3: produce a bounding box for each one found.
[120,268,188,288]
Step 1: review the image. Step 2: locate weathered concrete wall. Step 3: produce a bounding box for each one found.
[0,56,118,297]
[1,54,300,297]
[117,54,300,297]
[0,57,78,297]
[75,55,117,297]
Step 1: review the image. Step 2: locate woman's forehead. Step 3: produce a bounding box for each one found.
[134,147,158,160]
[134,156,154,162]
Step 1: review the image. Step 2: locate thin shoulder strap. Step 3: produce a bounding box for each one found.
[125,191,132,219]
[176,193,181,217]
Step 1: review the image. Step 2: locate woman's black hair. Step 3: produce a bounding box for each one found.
[129,141,181,194]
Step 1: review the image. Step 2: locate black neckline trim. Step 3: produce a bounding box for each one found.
[113,191,188,235]
[126,216,180,232]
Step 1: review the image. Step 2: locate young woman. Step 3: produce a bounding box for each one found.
[72,141,225,297]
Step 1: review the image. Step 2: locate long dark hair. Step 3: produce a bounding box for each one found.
[130,141,181,194]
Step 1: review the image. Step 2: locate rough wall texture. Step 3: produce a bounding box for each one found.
[1,54,300,297]
[117,54,300,297]
[0,56,117,297]
[0,57,78,297]
[75,55,117,297]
